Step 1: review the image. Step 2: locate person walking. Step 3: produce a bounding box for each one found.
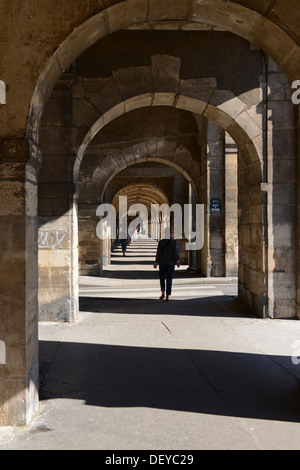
[121,238,127,256]
[153,229,180,302]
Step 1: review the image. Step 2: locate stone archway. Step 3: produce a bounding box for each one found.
[97,149,200,203]
[2,0,299,428]
[73,90,263,315]
[78,146,199,276]
[27,0,300,155]
[29,2,297,327]
[112,182,170,241]
[74,91,262,177]
[112,182,170,210]
[25,0,300,326]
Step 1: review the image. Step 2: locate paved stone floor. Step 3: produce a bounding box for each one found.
[1,237,300,450]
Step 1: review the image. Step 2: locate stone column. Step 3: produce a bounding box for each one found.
[78,204,101,276]
[201,120,225,277]
[173,174,189,265]
[187,183,199,271]
[238,142,265,315]
[264,58,297,318]
[38,185,79,321]
[225,133,238,277]
[297,106,300,319]
[38,73,78,321]
[0,141,39,426]
[100,224,111,270]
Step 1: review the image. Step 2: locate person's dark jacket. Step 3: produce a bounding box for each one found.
[155,238,180,265]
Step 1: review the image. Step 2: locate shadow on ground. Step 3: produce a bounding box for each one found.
[79,295,251,318]
[100,268,203,280]
[39,339,300,423]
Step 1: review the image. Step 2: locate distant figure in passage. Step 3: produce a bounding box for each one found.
[153,229,180,302]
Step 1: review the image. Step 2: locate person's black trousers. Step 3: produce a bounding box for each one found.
[159,264,175,296]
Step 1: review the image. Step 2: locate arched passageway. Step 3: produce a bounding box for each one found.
[1,0,300,427]
[39,84,263,319]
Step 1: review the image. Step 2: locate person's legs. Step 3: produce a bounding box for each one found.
[159,265,166,299]
[165,265,175,300]
[121,241,126,255]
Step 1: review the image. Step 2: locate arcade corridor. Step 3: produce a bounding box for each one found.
[1,0,300,445]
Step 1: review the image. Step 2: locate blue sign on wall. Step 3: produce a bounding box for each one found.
[210,198,222,213]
